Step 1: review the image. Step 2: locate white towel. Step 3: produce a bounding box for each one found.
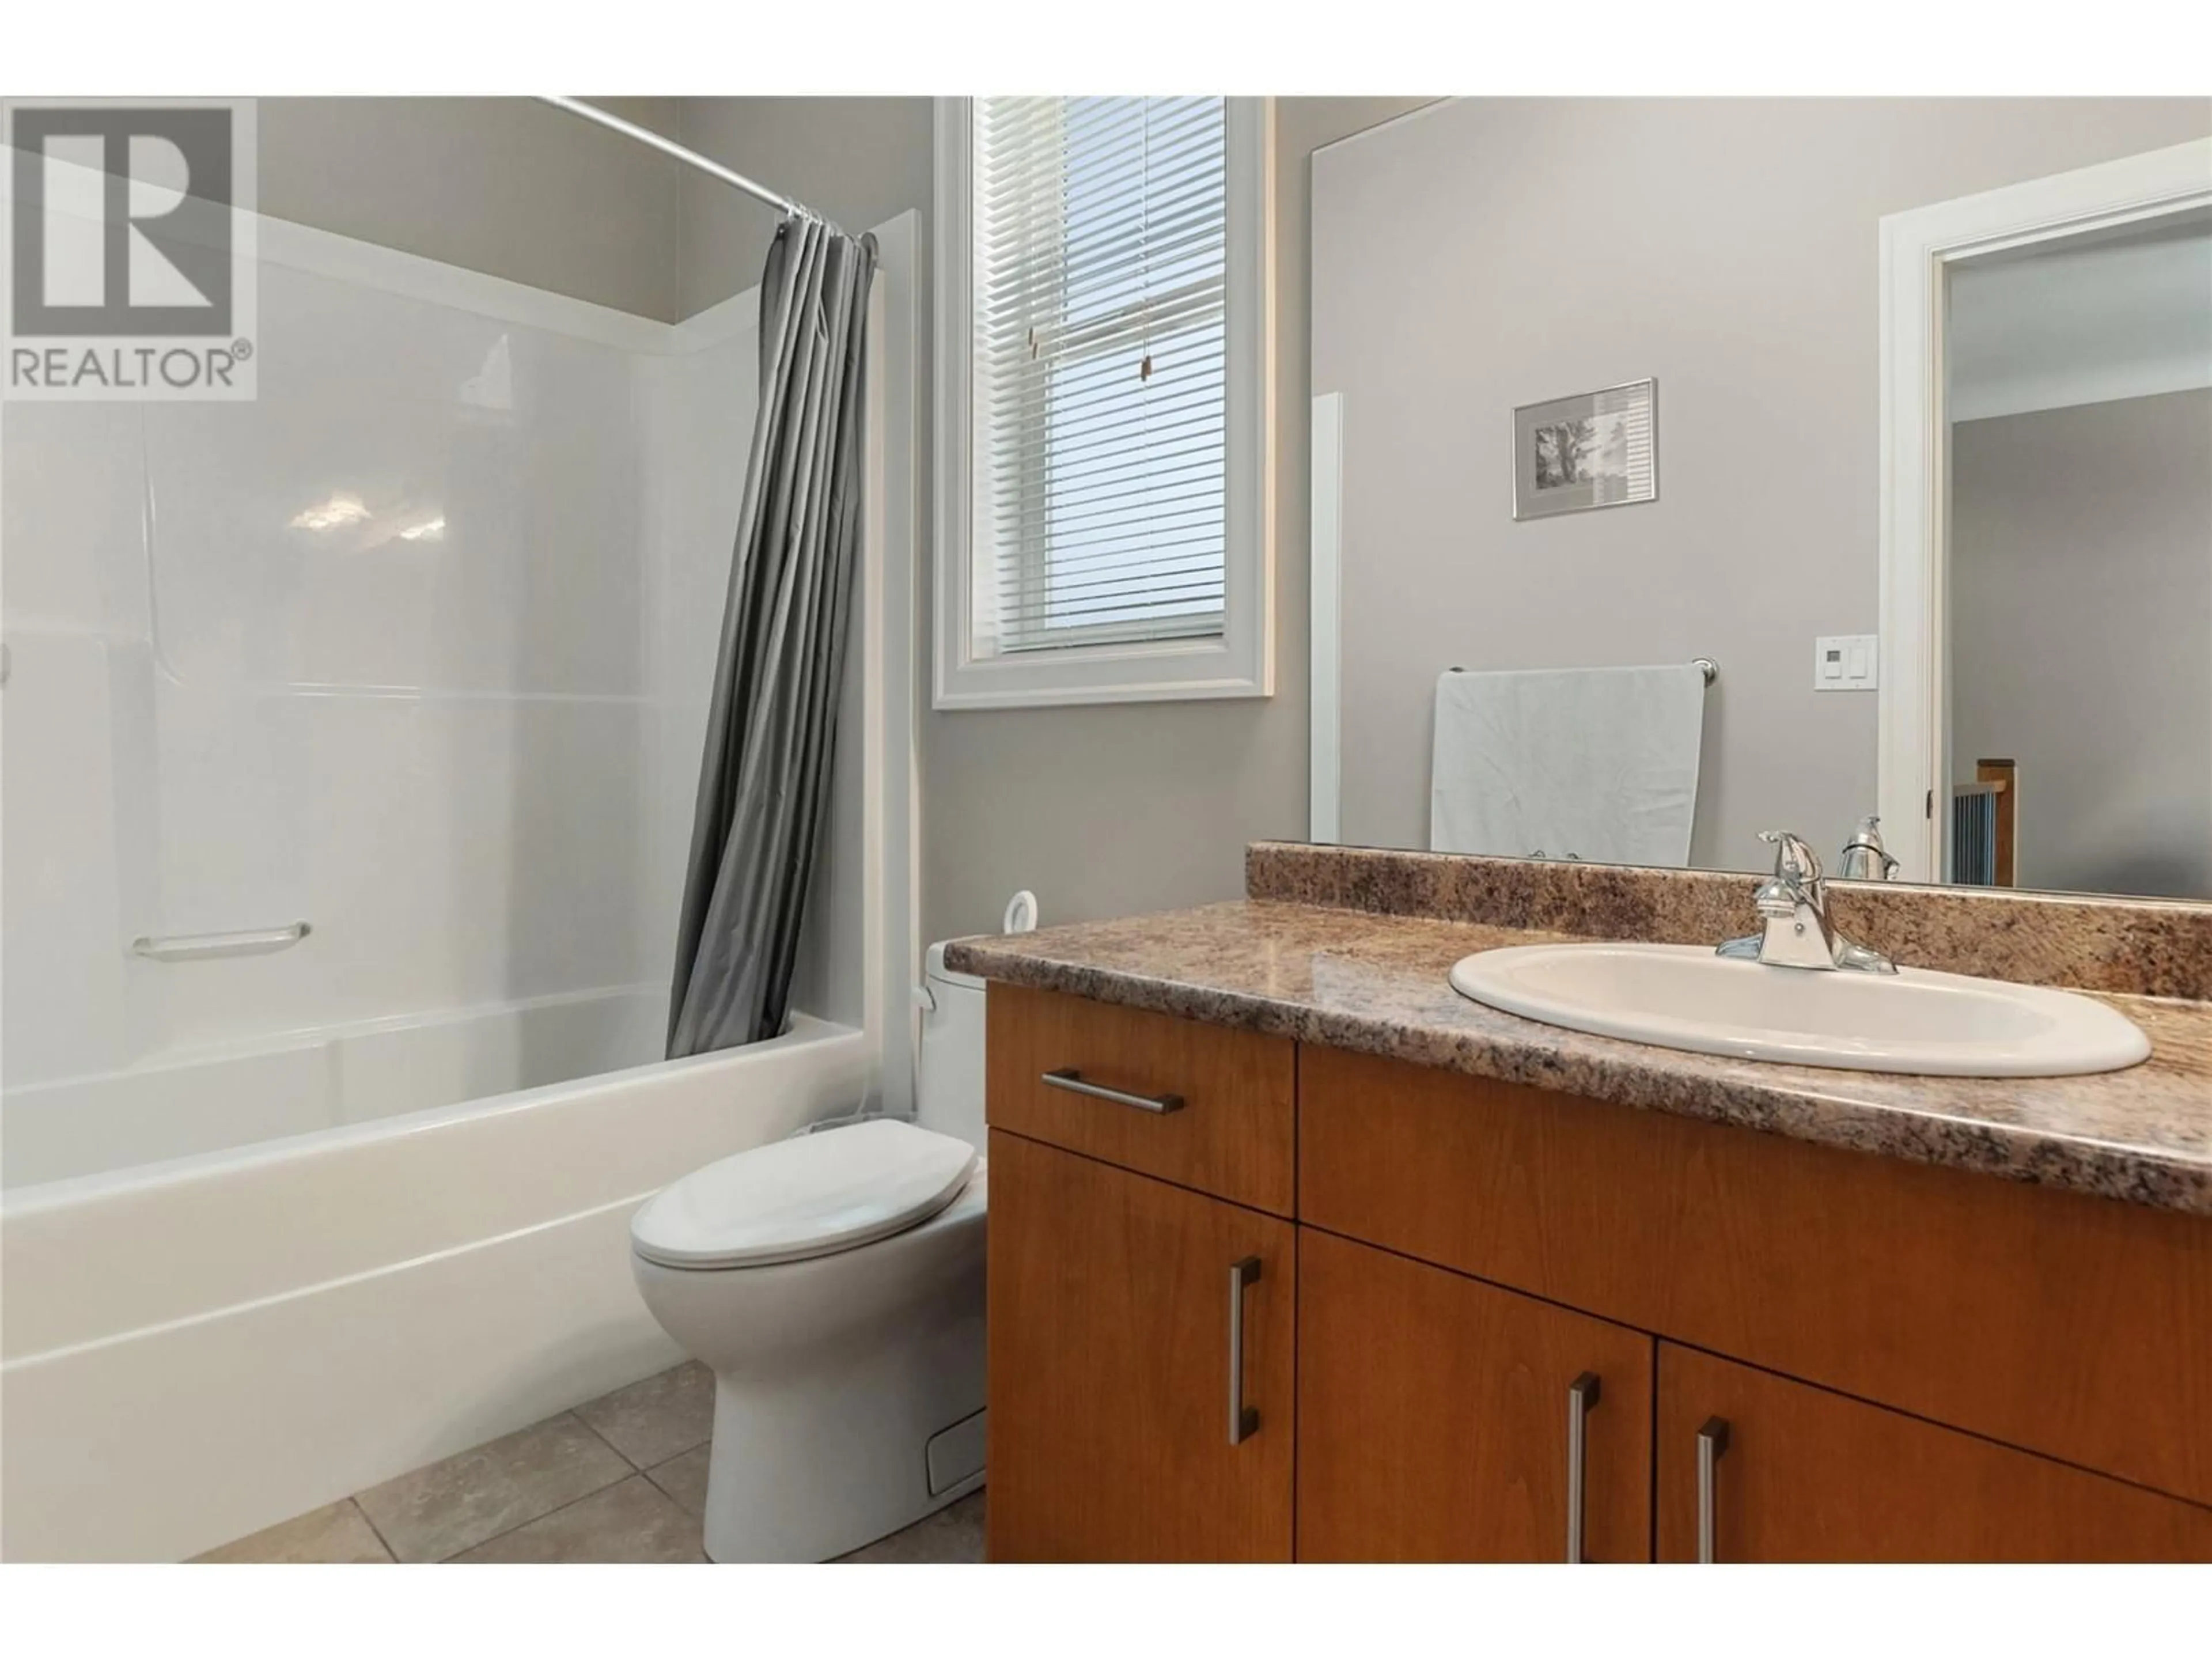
[1430,664,1706,866]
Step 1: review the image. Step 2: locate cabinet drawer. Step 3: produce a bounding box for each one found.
[1300,1043,2212,1507]
[1657,1345,2212,1562]
[987,984,1296,1214]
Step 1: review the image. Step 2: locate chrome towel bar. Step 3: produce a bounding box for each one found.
[1445,658,1719,686]
[131,922,312,963]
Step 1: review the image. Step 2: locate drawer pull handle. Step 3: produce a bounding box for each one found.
[1566,1371,1601,1563]
[1696,1416,1731,1564]
[1228,1255,1262,1445]
[1040,1067,1183,1115]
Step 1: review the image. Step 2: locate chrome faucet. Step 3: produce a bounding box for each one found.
[1717,830,1897,973]
[1836,815,1900,882]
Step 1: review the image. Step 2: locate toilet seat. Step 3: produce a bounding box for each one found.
[631,1118,978,1271]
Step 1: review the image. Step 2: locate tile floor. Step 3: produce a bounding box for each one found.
[192,1361,986,1565]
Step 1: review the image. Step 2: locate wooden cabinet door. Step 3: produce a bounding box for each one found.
[1301,1044,2212,1510]
[1297,1229,1653,1562]
[986,1130,1294,1561]
[1657,1344,2212,1562]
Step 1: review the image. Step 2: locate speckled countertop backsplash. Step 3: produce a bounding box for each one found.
[945,844,2212,1216]
[1245,841,2212,1003]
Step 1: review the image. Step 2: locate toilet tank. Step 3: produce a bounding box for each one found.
[917,942,987,1153]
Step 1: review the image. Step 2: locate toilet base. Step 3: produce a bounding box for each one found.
[634,1172,988,1563]
[703,1309,991,1557]
[702,1362,984,1563]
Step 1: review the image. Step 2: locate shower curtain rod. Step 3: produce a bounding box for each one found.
[537,96,832,228]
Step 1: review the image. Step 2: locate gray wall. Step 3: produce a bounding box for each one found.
[915,99,1438,943]
[259,98,683,321]
[669,97,1437,944]
[252,96,1440,947]
[260,99,931,324]
[672,99,934,318]
[1312,97,2212,874]
[1951,389,2212,899]
[280,103,2184,933]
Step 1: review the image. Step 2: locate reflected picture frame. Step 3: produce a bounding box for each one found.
[1512,377,1658,521]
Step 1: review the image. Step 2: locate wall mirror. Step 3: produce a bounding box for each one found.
[1306,99,2212,900]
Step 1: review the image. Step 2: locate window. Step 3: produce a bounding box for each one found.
[935,97,1272,708]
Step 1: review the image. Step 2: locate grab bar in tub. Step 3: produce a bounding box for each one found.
[130,922,312,962]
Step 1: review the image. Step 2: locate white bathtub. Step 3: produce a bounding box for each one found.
[2,984,671,1190]
[0,1013,872,1562]
[0,205,923,1566]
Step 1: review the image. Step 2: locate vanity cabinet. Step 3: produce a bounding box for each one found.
[983,982,1296,1215]
[1654,1346,2212,1562]
[985,984,2212,1563]
[1297,1229,1653,1562]
[985,1132,1294,1562]
[982,986,1297,1562]
[1298,1043,2212,1510]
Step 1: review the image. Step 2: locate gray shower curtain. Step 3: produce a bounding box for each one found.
[666,217,877,1057]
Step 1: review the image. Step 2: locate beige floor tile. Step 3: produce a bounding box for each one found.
[192,1499,394,1563]
[447,1476,705,1563]
[574,1361,715,1469]
[643,1444,713,1520]
[837,1490,987,1565]
[354,1412,632,1563]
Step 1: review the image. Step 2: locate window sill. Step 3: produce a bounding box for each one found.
[933,635,1273,710]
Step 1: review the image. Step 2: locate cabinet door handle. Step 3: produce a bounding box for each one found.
[1228,1256,1262,1445]
[1566,1371,1601,1563]
[1040,1067,1183,1115]
[1696,1416,1731,1564]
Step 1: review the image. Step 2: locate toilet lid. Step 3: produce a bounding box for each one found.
[631,1118,978,1271]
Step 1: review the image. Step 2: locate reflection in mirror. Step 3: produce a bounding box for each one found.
[1308,98,2212,900]
[1945,213,2212,898]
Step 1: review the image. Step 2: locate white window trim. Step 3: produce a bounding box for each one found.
[932,96,1275,710]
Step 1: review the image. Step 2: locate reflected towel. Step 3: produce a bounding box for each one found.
[1429,664,1706,866]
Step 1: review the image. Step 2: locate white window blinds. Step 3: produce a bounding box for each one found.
[971,96,1229,656]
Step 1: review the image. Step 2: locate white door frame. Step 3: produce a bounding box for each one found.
[1876,138,2212,883]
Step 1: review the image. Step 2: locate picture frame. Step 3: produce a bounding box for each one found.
[1512,377,1658,521]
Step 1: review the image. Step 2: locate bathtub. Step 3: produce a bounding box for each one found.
[0,1012,872,1561]
[2,984,672,1190]
[0,204,923,1565]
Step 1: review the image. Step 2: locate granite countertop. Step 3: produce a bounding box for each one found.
[945,898,2212,1217]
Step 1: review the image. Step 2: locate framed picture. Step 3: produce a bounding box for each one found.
[1512,378,1658,521]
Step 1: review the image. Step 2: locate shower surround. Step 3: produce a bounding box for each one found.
[0,208,920,1560]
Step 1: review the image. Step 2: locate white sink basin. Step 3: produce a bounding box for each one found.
[1448,942,2151,1077]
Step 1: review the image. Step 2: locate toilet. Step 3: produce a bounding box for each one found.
[630,942,990,1563]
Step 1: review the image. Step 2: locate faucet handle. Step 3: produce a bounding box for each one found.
[1758,830,1825,895]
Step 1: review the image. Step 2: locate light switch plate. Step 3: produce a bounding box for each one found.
[1815,634,1878,691]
